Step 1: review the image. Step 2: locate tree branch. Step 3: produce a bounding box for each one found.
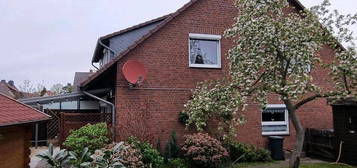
[342,71,350,93]
[294,91,341,109]
[251,71,266,88]
[276,49,290,87]
[294,94,322,109]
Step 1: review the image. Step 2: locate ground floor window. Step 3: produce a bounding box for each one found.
[262,104,289,135]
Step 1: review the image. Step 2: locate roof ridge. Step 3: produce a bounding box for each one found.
[81,0,200,88]
[0,92,51,118]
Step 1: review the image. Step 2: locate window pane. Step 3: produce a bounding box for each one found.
[190,39,218,65]
[262,107,286,122]
[262,125,288,132]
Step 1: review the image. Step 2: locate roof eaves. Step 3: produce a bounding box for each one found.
[81,0,200,88]
[0,118,51,127]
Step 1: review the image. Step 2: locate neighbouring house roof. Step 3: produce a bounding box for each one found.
[0,80,28,99]
[80,0,306,89]
[73,72,94,91]
[0,80,40,99]
[0,82,16,98]
[0,92,50,127]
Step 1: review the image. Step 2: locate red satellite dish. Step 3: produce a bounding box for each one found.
[122,60,147,84]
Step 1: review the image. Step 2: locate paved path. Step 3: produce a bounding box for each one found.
[29,146,58,168]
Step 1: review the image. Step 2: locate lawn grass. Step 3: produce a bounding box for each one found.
[300,163,355,168]
[231,162,355,168]
[231,161,280,168]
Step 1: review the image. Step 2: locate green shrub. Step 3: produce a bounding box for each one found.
[225,141,272,163]
[63,123,110,154]
[182,133,229,168]
[128,137,164,168]
[164,131,180,163]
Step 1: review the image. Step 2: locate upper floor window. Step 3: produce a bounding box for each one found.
[189,33,221,68]
[262,104,289,136]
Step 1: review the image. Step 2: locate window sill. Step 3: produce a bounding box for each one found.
[262,133,290,136]
[189,64,222,69]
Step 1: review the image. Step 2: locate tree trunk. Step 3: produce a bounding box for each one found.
[289,126,305,168]
[284,100,305,168]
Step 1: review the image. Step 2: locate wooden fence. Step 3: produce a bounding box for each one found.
[305,128,336,161]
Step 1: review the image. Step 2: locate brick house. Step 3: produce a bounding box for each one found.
[80,0,335,150]
[0,93,50,168]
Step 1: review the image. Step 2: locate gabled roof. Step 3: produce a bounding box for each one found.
[0,92,50,127]
[81,0,306,88]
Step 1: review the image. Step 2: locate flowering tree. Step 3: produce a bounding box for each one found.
[183,79,245,139]
[224,0,357,167]
[184,0,357,167]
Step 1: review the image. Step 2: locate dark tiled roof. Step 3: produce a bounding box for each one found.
[73,72,94,91]
[92,15,169,63]
[0,92,50,127]
[81,0,307,88]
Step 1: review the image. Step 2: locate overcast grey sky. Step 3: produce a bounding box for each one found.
[0,0,355,88]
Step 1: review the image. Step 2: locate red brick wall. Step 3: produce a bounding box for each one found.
[0,125,31,168]
[114,0,335,150]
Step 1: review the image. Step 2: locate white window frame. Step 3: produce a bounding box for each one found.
[261,104,290,136]
[188,33,222,68]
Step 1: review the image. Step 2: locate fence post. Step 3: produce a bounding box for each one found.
[35,123,39,149]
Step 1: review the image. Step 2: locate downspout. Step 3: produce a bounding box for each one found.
[82,91,116,142]
[98,39,116,54]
